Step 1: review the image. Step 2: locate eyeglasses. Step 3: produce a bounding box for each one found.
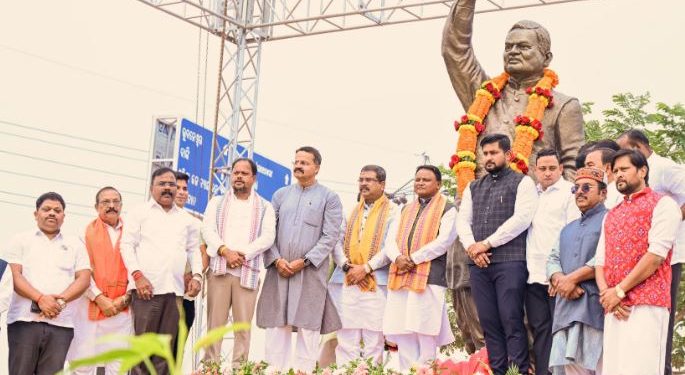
[98,199,122,206]
[571,183,597,194]
[155,181,177,188]
[358,178,379,183]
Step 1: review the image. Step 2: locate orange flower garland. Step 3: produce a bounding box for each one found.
[449,68,559,197]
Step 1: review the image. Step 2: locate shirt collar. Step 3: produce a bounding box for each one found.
[580,203,606,222]
[537,177,566,194]
[624,186,652,202]
[34,228,63,241]
[489,166,513,181]
[148,198,180,213]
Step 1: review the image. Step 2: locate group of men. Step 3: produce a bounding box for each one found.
[452,131,684,375]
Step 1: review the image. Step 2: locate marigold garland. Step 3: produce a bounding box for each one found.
[449,68,559,197]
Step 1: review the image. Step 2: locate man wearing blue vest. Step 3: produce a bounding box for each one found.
[457,133,539,374]
[546,167,608,374]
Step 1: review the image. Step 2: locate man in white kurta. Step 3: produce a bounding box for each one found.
[329,165,400,365]
[383,165,456,371]
[202,158,276,367]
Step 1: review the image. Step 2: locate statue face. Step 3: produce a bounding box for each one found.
[503,29,550,79]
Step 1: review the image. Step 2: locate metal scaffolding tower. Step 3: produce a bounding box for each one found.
[137,0,587,197]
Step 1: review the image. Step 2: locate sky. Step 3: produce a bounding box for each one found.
[0,0,684,368]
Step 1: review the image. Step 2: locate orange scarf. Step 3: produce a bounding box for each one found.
[84,217,129,321]
[388,194,446,292]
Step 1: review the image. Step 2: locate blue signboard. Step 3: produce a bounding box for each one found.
[176,118,291,215]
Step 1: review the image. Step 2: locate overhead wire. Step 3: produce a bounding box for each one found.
[0,130,147,162]
[0,150,146,181]
[0,169,144,197]
[0,119,147,153]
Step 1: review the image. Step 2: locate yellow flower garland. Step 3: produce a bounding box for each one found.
[450,68,558,197]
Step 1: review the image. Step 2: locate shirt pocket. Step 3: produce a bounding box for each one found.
[303,205,323,228]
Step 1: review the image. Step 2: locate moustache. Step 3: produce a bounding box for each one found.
[294,168,304,173]
[106,208,118,214]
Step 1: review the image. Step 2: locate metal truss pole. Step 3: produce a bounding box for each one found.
[208,0,267,197]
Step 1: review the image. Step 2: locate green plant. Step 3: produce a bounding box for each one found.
[61,313,250,375]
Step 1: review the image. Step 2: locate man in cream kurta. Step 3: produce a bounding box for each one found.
[383,165,456,371]
[329,165,400,365]
[202,158,276,367]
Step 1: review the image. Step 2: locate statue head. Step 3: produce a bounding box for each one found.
[503,20,553,81]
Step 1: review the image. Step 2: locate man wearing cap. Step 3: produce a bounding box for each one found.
[547,167,607,374]
[595,150,681,375]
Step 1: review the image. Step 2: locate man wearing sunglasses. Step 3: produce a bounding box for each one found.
[547,167,607,374]
[595,150,681,375]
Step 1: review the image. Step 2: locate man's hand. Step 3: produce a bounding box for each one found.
[223,248,246,269]
[275,259,294,278]
[346,264,368,285]
[183,272,192,290]
[566,286,585,300]
[112,293,131,311]
[95,294,119,317]
[472,252,491,268]
[395,255,415,273]
[600,287,623,314]
[186,278,201,298]
[135,275,154,301]
[37,295,61,319]
[467,242,489,258]
[288,259,306,274]
[613,303,632,321]
[554,274,580,299]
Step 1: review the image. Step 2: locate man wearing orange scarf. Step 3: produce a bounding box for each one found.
[328,165,400,365]
[67,186,133,375]
[383,165,457,371]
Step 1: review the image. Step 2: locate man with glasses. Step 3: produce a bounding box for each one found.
[67,186,134,375]
[121,167,203,375]
[596,150,681,375]
[328,165,399,365]
[546,168,607,375]
[256,146,343,372]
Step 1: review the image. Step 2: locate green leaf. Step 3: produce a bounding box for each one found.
[192,322,251,353]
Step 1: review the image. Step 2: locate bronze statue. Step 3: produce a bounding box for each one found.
[442,0,585,181]
[441,0,585,363]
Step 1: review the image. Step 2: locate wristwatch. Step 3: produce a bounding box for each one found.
[56,298,67,310]
[615,284,626,299]
[303,258,312,267]
[342,263,351,273]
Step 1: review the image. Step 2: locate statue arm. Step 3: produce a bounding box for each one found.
[441,0,489,112]
[556,98,585,180]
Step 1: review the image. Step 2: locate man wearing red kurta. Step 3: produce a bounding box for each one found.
[595,150,681,375]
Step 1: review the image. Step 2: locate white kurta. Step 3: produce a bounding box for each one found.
[647,152,685,265]
[602,305,669,375]
[382,205,458,348]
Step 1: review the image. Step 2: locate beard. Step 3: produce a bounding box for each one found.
[232,185,248,194]
[616,179,640,195]
[485,161,507,174]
